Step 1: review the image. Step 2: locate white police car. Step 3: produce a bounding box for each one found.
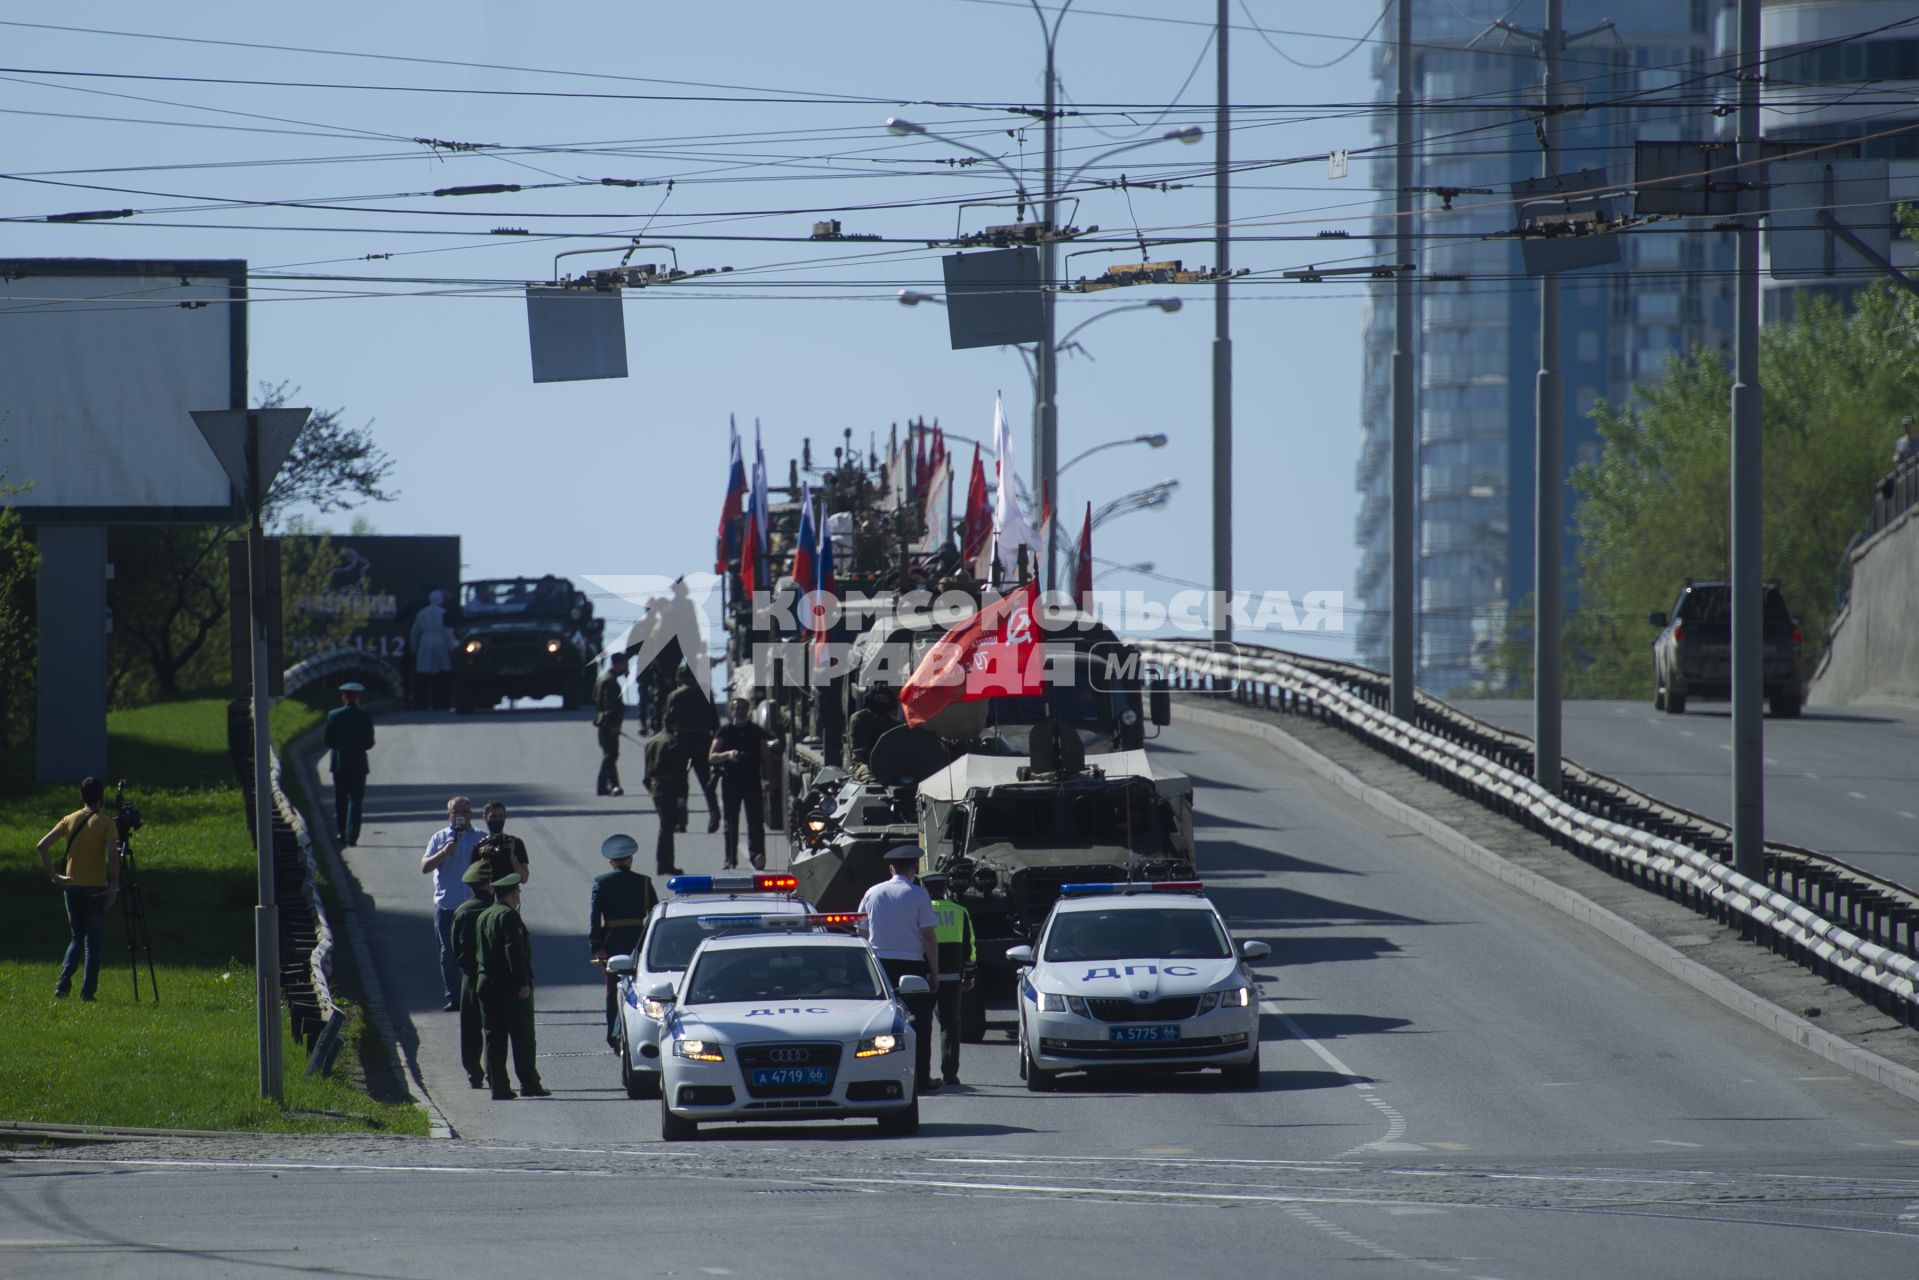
[605,873,818,1100]
[1010,881,1269,1090]
[650,924,923,1141]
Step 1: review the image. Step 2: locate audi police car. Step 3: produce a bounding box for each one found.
[606,874,813,1100]
[1011,882,1269,1089]
[651,922,924,1140]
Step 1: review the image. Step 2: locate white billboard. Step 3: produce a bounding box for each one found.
[0,260,245,520]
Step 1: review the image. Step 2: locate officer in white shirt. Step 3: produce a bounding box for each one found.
[858,845,941,1093]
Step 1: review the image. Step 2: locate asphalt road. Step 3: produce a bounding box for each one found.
[7,709,1919,1277]
[1453,698,1919,891]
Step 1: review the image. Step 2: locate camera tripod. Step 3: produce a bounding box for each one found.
[118,839,158,1002]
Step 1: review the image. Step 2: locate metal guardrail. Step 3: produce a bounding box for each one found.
[1141,639,1919,1024]
[1871,455,1919,537]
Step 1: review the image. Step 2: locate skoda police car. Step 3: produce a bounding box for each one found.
[606,874,813,1100]
[652,923,923,1140]
[1011,882,1269,1089]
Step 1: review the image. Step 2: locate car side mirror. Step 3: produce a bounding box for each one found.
[1648,611,1667,627]
[1239,940,1271,963]
[606,955,636,976]
[1004,945,1035,966]
[643,980,676,1003]
[895,974,930,996]
[1149,686,1172,727]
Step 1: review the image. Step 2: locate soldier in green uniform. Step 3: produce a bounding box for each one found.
[594,652,628,796]
[921,871,977,1087]
[590,833,660,1050]
[845,686,901,774]
[642,713,691,876]
[451,860,494,1088]
[665,667,720,832]
[475,873,550,1099]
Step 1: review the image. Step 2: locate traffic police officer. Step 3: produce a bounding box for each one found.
[920,871,976,1087]
[323,681,375,845]
[858,845,940,1094]
[594,652,629,796]
[476,873,550,1099]
[451,860,494,1088]
[590,833,660,1049]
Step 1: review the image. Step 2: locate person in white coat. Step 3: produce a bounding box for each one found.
[409,588,458,710]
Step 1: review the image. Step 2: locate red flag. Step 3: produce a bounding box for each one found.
[912,423,929,502]
[900,581,1043,728]
[928,425,946,481]
[1075,501,1093,610]
[961,445,992,563]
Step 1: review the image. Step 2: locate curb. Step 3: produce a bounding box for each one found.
[1178,702,1919,1107]
[0,1120,242,1144]
[290,729,456,1140]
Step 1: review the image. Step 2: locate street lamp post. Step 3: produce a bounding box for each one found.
[1060,433,1168,477]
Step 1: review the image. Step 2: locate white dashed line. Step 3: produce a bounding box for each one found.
[1899,811,1917,821]
[1263,999,1414,1158]
[1649,1140,1702,1149]
[1848,791,1867,800]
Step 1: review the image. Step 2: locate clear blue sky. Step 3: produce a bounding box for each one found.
[1,2,1386,658]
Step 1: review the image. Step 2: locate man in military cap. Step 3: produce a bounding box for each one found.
[594,652,629,797]
[920,871,976,1087]
[475,873,550,1099]
[642,712,691,876]
[451,860,495,1088]
[323,681,375,845]
[590,833,660,1049]
[665,667,721,832]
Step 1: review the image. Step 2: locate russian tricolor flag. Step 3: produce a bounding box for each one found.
[790,482,816,591]
[715,417,747,574]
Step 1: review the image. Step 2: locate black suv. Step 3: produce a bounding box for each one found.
[452,576,602,712]
[1648,581,1803,718]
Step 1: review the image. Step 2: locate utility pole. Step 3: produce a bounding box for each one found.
[1212,0,1233,646]
[1390,0,1416,718]
[1533,0,1566,794]
[1036,4,1062,590]
[1731,0,1764,879]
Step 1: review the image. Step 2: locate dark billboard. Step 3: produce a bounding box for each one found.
[287,534,461,665]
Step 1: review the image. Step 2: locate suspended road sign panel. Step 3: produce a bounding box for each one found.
[1767,159,1892,280]
[941,247,1044,350]
[526,285,629,383]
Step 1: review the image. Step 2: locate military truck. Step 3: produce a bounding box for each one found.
[451,575,602,712]
[914,736,1196,975]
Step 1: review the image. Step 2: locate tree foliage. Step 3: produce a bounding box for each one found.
[1486,284,1919,698]
[0,442,37,751]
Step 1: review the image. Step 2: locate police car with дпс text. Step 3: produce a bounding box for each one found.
[651,918,923,1140]
[1011,881,1268,1089]
[606,873,813,1100]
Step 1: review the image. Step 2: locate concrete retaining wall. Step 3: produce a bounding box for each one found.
[1810,505,1919,707]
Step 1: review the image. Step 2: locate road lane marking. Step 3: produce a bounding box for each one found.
[1899,811,1917,821]
[23,1157,619,1178]
[1649,1140,1702,1149]
[1848,791,1867,800]
[1264,999,1415,1156]
[1719,743,1731,751]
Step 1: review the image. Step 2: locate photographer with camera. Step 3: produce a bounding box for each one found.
[35,776,121,1001]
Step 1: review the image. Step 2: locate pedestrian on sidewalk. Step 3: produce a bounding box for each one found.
[477,873,549,1099]
[323,680,375,846]
[451,860,494,1088]
[421,796,483,1011]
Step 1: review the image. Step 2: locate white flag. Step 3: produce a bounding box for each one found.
[988,395,1044,582]
[916,455,952,555]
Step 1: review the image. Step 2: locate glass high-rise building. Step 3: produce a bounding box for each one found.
[1354,1,1733,692]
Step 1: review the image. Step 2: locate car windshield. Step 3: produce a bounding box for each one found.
[462,577,572,618]
[646,915,769,971]
[1042,908,1232,962]
[682,945,886,1004]
[1679,586,1792,626]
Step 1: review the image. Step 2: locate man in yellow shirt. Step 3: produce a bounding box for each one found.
[36,776,121,1001]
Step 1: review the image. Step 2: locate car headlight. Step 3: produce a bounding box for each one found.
[545,638,562,654]
[672,1038,724,1062]
[1037,993,1090,1016]
[463,639,482,654]
[1199,986,1252,1013]
[855,1033,902,1058]
[642,998,669,1020]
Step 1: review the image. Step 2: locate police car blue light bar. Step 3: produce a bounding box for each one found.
[668,873,800,895]
[1059,881,1205,896]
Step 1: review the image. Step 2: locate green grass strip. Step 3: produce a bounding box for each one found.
[0,696,426,1135]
